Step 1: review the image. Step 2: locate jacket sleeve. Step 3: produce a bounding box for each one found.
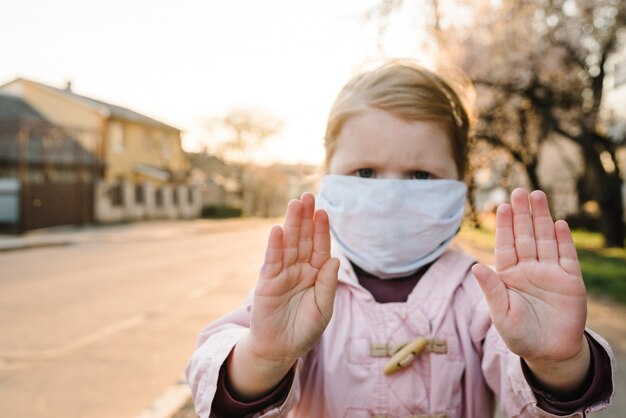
[185,303,303,418]
[480,318,615,417]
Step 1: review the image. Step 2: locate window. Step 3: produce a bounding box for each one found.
[135,184,145,204]
[155,188,163,207]
[109,182,124,206]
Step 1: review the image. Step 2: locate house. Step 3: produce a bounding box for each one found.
[0,92,102,231]
[187,152,242,210]
[0,78,201,230]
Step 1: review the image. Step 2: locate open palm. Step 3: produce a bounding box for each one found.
[472,188,587,363]
[248,193,339,366]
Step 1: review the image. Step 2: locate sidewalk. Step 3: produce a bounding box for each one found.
[0,217,284,253]
[0,222,194,252]
[0,226,80,251]
[0,218,272,253]
[0,223,138,252]
[137,378,193,418]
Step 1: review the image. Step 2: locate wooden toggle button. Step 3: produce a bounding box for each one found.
[383,337,428,375]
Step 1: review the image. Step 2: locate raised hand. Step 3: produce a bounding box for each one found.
[472,188,590,393]
[228,193,339,399]
[249,192,340,363]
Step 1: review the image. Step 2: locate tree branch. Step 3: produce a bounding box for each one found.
[550,36,587,71]
[475,134,525,164]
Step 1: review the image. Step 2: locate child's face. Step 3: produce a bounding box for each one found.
[328,107,459,180]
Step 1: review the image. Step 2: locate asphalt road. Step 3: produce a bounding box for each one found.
[0,219,277,418]
[1,219,623,418]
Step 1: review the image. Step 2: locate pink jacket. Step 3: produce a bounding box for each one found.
[186,246,614,417]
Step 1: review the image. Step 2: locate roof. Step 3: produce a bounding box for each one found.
[0,92,49,123]
[0,93,101,165]
[0,121,101,166]
[134,164,171,182]
[1,78,180,132]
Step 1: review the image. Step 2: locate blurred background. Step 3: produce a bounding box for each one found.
[0,0,624,417]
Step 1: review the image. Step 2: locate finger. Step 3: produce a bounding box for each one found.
[511,188,537,262]
[472,263,509,328]
[529,190,558,262]
[495,203,517,271]
[555,220,582,277]
[297,193,315,262]
[282,200,302,267]
[260,225,283,279]
[310,209,331,270]
[314,257,340,322]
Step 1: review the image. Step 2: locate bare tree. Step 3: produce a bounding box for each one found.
[206,108,284,215]
[461,0,626,247]
[207,108,284,163]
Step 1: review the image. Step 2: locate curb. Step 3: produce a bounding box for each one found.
[136,378,192,418]
[0,240,72,252]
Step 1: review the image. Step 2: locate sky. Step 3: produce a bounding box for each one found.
[0,0,434,165]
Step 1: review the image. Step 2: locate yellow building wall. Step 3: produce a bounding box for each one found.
[105,119,188,185]
[165,129,189,173]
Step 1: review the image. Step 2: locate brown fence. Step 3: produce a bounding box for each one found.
[20,182,94,231]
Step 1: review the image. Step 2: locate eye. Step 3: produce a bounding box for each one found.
[410,171,432,180]
[356,168,375,178]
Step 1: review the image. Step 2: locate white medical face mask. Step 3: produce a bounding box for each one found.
[316,175,467,279]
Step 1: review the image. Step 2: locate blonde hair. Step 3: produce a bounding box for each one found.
[324,60,475,178]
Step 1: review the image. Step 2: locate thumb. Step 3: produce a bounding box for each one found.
[314,257,340,323]
[472,263,509,327]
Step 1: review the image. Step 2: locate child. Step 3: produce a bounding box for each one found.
[186,61,614,417]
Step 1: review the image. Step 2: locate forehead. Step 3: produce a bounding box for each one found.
[329,107,458,178]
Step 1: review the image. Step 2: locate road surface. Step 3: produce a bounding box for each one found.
[0,219,276,418]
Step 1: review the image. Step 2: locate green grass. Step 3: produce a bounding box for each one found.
[459,221,496,248]
[200,204,243,218]
[571,230,626,304]
[459,225,626,304]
